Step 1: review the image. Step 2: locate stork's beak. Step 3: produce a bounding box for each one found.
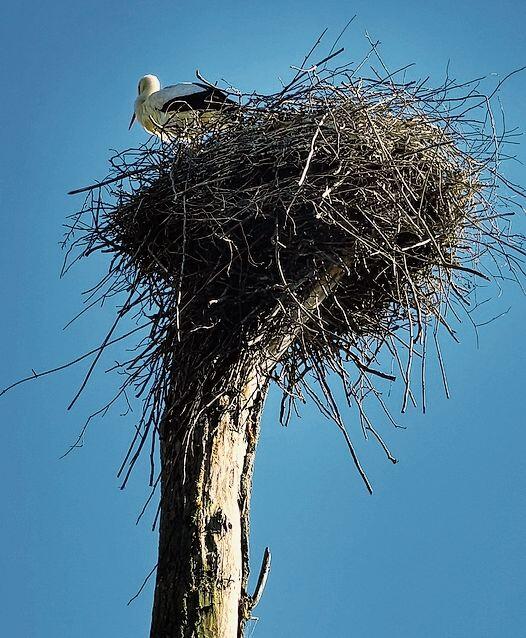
[128,113,136,130]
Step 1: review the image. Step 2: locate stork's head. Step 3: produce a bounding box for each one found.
[137,74,161,97]
[129,75,161,130]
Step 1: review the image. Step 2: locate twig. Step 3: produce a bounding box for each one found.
[250,547,272,612]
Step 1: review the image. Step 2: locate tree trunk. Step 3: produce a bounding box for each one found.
[149,363,267,638]
[149,265,344,637]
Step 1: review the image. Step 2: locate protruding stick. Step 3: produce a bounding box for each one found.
[250,547,272,611]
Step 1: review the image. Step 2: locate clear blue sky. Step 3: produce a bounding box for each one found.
[1,1,525,637]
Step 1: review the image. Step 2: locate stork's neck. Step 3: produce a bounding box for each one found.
[135,85,156,110]
[140,85,157,99]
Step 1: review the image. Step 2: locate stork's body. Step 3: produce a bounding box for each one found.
[130,75,233,140]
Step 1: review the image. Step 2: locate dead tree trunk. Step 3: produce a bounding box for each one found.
[149,267,345,637]
[150,355,268,638]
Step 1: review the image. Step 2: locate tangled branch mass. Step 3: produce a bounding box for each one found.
[65,52,525,489]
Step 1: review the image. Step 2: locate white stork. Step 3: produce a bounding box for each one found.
[129,74,234,140]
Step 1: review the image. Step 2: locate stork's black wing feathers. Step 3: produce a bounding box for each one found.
[159,85,235,114]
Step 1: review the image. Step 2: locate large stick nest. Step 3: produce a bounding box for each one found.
[64,51,525,490]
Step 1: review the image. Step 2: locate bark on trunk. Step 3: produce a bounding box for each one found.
[149,266,344,637]
[149,365,267,638]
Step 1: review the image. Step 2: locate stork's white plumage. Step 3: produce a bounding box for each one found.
[129,74,233,140]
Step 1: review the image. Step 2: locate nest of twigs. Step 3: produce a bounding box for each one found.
[65,50,524,490]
